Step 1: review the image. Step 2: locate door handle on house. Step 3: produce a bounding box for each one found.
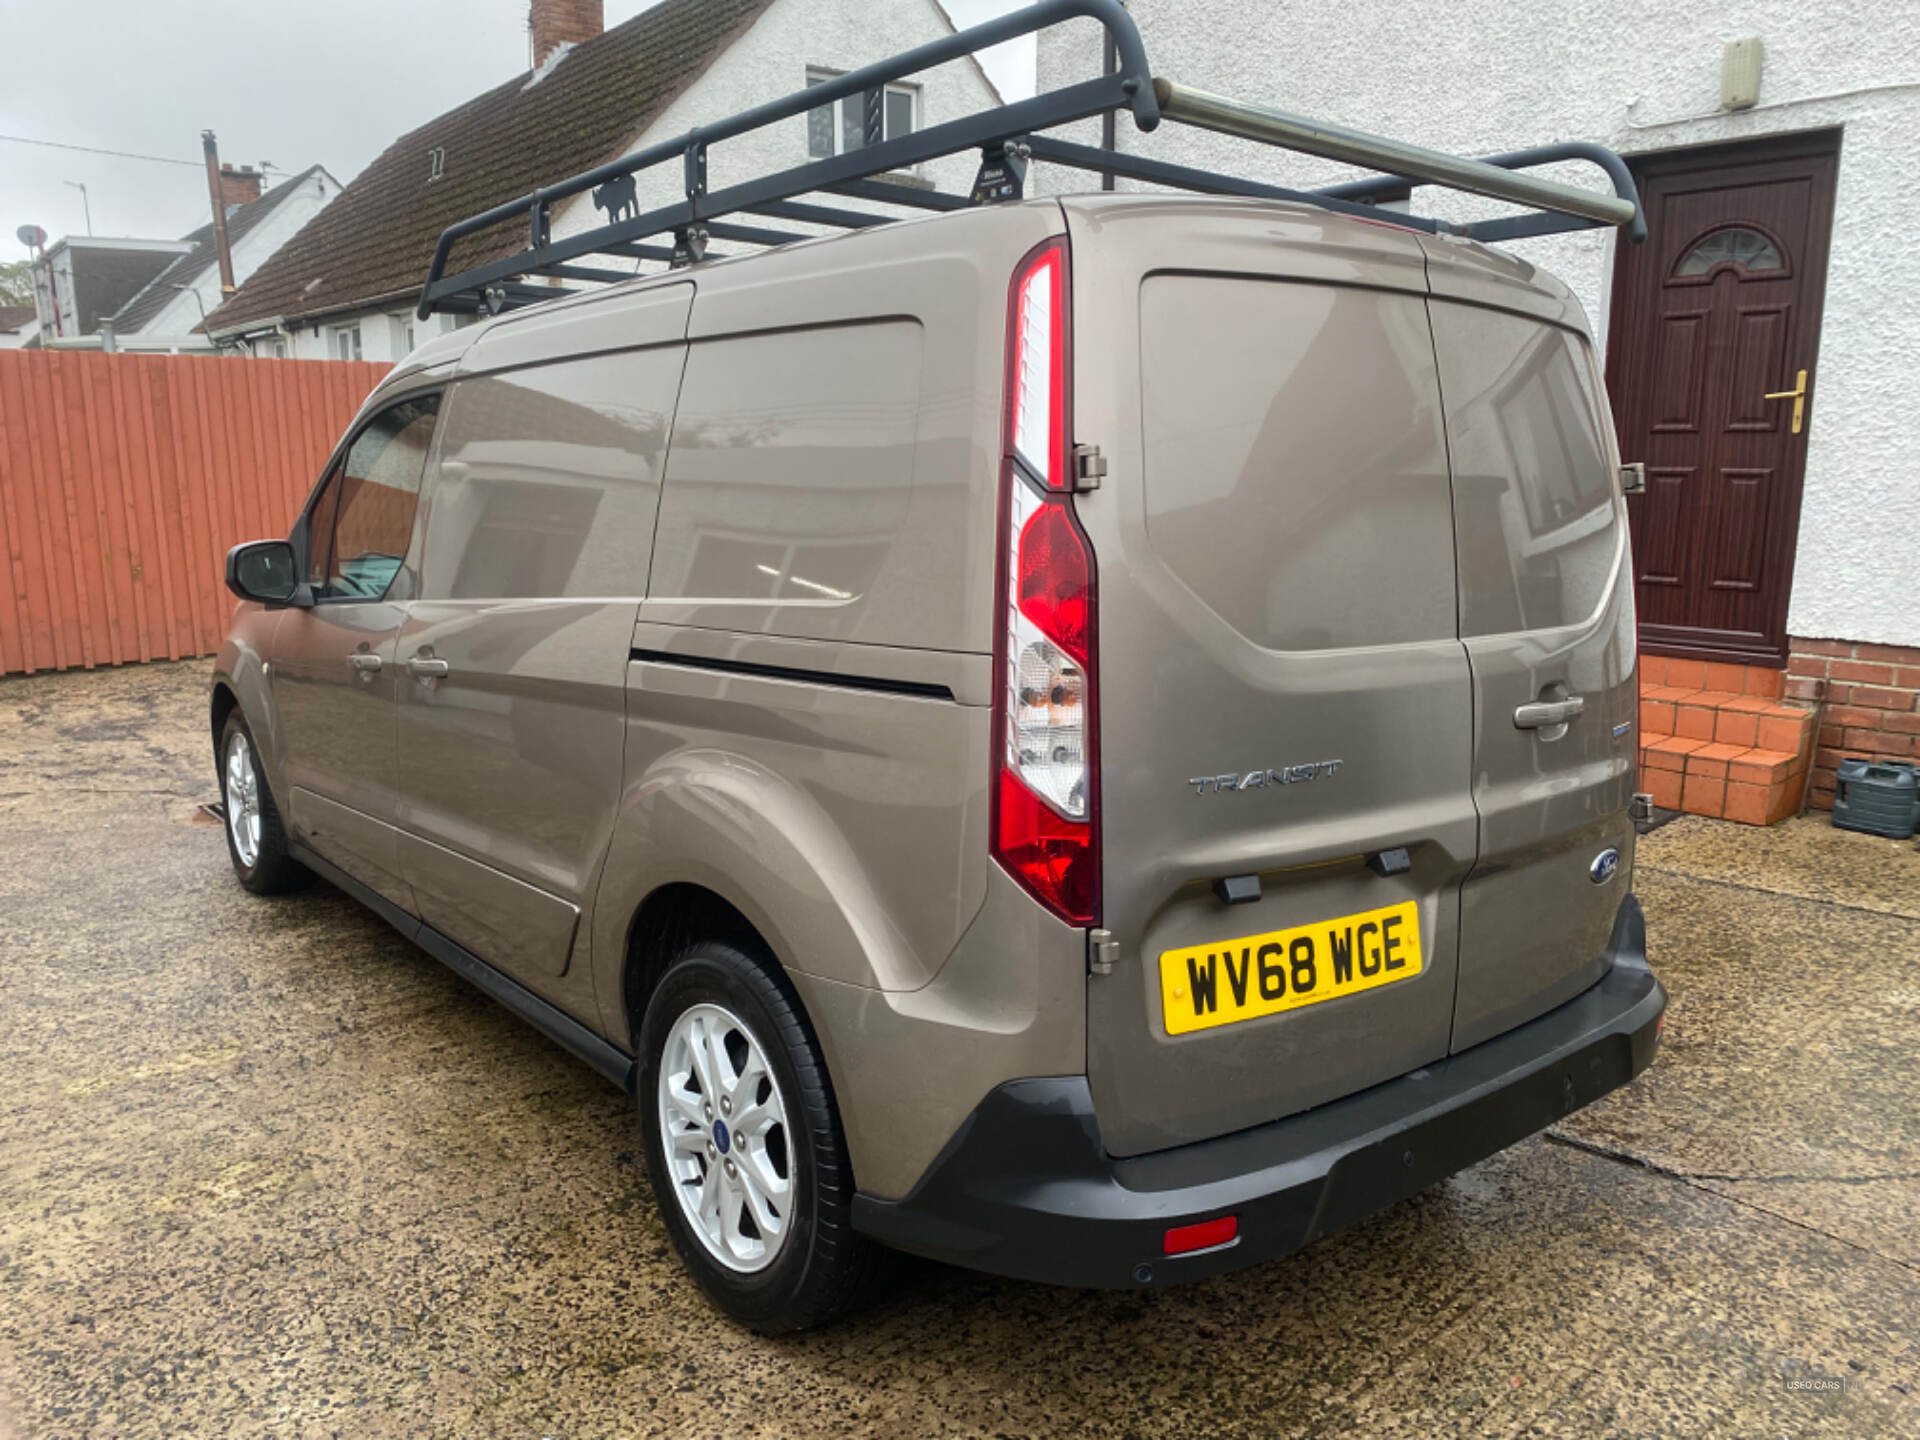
[347,652,383,675]
[1514,696,1584,730]
[1764,368,1808,434]
[408,655,450,678]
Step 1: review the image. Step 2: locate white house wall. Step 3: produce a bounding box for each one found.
[1039,1,1920,647]
[134,171,343,346]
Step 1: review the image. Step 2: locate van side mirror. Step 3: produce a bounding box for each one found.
[226,540,300,605]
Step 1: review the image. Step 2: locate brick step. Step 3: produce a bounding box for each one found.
[1641,654,1785,701]
[1639,736,1807,825]
[1639,686,1810,753]
[1637,655,1815,824]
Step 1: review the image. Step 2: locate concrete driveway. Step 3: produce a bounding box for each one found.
[2,660,1916,1439]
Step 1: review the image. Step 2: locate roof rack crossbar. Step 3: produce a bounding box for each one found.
[417,0,1643,319]
[537,263,644,284]
[703,220,809,247]
[597,242,682,262]
[1021,134,1446,235]
[824,179,970,212]
[746,200,892,229]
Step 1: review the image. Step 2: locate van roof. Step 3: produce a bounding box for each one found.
[381,187,1587,397]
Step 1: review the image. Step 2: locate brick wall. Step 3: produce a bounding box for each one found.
[1784,638,1920,809]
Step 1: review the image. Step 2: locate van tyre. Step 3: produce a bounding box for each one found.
[218,711,306,895]
[638,939,879,1333]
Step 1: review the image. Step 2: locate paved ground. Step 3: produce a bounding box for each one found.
[1,659,1916,1440]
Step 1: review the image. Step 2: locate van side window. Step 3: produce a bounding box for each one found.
[302,467,343,590]
[317,394,440,601]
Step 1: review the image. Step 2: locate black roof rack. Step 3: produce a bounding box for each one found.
[417,0,1645,320]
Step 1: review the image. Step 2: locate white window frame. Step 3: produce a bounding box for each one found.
[805,68,920,162]
[333,324,363,362]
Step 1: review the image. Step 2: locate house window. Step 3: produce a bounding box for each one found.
[806,68,918,159]
[391,314,416,357]
[333,324,363,361]
[270,338,288,359]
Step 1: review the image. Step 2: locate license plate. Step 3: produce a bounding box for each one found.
[1159,899,1423,1036]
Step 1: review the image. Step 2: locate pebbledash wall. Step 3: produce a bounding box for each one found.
[1039,1,1920,804]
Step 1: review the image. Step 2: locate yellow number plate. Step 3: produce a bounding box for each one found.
[1159,900,1423,1036]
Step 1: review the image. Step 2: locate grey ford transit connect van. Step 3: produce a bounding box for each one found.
[212,2,1664,1331]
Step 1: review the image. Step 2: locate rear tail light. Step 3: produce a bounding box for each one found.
[992,239,1098,927]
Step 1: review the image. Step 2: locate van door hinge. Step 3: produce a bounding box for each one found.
[1088,928,1118,976]
[1619,461,1647,495]
[1073,443,1107,491]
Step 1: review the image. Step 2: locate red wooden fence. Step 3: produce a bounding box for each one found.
[0,350,391,675]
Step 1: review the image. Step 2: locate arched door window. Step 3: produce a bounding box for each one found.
[1672,225,1786,280]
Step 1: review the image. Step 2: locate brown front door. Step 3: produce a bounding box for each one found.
[1606,130,1840,666]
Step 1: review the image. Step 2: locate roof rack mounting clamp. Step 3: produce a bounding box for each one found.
[683,137,708,208]
[483,285,509,317]
[671,225,709,268]
[529,199,551,250]
[969,137,1031,206]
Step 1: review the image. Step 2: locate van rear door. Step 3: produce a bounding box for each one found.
[1063,200,1479,1159]
[1422,245,1639,1053]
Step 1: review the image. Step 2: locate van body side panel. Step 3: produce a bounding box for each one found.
[597,629,992,999]
[1062,199,1477,1159]
[647,319,925,639]
[394,312,687,1009]
[790,864,1088,1201]
[1424,274,1640,1053]
[641,204,1063,655]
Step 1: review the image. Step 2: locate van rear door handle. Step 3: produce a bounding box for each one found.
[1514,696,1584,729]
[408,655,450,677]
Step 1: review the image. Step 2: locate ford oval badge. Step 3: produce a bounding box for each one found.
[1590,848,1621,885]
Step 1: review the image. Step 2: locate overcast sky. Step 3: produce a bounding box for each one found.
[0,0,1034,252]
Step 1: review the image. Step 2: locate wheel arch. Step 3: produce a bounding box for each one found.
[622,881,767,1042]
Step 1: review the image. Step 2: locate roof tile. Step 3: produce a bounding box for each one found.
[205,0,773,332]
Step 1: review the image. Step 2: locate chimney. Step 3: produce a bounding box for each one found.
[218,164,263,209]
[201,130,238,295]
[530,0,602,69]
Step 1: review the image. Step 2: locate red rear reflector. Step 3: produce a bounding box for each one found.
[1163,1216,1238,1255]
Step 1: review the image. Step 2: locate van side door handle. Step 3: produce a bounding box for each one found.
[347,652,383,673]
[1514,696,1584,729]
[408,655,450,678]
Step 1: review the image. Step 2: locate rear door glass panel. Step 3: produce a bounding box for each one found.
[1140,275,1458,651]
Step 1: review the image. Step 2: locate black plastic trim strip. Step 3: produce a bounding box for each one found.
[290,842,637,1093]
[629,647,955,701]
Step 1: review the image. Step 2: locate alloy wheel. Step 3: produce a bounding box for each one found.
[657,1002,794,1273]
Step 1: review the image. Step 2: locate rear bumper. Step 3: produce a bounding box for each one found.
[852,894,1663,1288]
